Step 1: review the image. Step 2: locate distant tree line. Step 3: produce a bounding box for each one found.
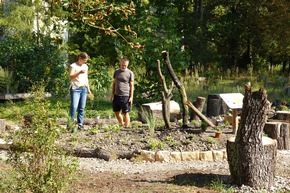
[0,0,288,98]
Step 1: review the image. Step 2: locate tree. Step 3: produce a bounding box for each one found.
[157,59,174,129]
[162,51,189,127]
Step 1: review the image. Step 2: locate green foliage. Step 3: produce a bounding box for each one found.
[0,66,18,93]
[140,107,156,133]
[5,85,78,193]
[209,177,232,192]
[187,133,195,140]
[88,56,112,105]
[147,138,166,151]
[0,37,68,95]
[201,121,209,132]
[207,137,216,144]
[130,120,143,128]
[0,3,34,37]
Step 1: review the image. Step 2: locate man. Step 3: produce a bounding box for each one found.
[110,57,134,127]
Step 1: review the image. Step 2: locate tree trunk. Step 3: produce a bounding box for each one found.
[226,87,277,189]
[162,51,189,127]
[156,60,174,129]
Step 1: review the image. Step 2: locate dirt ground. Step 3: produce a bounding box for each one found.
[1,120,290,193]
[57,121,290,193]
[70,170,228,193]
[59,121,236,153]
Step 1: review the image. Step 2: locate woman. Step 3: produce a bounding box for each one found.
[68,52,91,131]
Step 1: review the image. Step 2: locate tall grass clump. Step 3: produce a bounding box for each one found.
[140,107,156,133]
[5,84,78,193]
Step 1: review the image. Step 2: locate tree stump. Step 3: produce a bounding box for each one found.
[264,122,290,150]
[190,96,206,121]
[276,111,290,121]
[226,88,277,189]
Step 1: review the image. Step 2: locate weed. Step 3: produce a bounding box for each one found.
[187,133,195,139]
[165,135,174,141]
[207,137,216,144]
[110,124,121,133]
[89,127,99,135]
[130,120,143,128]
[182,140,191,145]
[168,141,179,148]
[209,177,234,192]
[147,139,166,150]
[104,134,112,139]
[201,121,208,132]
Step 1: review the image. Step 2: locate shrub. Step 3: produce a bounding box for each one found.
[6,85,78,193]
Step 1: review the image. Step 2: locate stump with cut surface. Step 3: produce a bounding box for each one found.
[264,122,290,150]
[190,96,206,121]
[226,88,277,189]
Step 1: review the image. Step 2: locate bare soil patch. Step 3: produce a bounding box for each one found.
[59,120,234,154]
[55,120,290,193]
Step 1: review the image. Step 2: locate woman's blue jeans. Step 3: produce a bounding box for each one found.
[70,86,87,125]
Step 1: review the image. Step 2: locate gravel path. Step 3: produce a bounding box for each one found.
[1,150,290,192]
[78,150,290,174]
[77,150,290,192]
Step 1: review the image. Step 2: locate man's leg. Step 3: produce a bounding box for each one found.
[123,112,130,127]
[115,111,124,125]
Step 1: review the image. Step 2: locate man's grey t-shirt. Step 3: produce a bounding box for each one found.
[113,69,134,96]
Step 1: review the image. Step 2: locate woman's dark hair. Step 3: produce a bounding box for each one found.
[78,52,89,60]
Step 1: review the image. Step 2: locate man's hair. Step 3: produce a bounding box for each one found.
[121,57,129,62]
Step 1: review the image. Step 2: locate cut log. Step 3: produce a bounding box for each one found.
[186,101,216,128]
[276,111,290,121]
[190,96,206,121]
[226,88,276,189]
[72,147,134,161]
[264,122,290,150]
[139,101,180,122]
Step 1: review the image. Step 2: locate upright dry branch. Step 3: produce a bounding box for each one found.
[162,51,189,127]
[157,60,174,128]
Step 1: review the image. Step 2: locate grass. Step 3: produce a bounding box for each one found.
[0,98,139,123]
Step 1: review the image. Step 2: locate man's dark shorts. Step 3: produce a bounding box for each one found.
[112,95,131,113]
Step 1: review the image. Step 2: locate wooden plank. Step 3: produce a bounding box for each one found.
[0,93,51,100]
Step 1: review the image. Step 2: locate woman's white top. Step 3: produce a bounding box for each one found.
[70,62,89,90]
